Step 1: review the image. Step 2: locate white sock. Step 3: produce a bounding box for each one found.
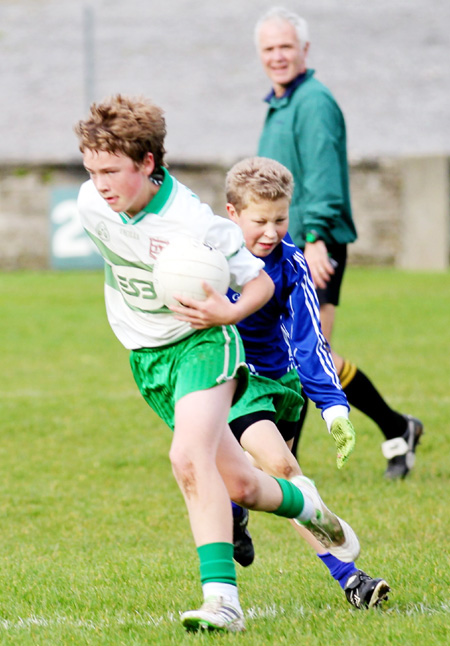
[296,490,315,522]
[202,582,241,612]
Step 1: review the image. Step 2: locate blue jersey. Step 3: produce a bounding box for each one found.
[227,233,348,413]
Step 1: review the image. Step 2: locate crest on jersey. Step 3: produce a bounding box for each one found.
[96,221,110,241]
[149,237,169,260]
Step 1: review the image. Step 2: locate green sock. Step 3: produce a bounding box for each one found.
[271,477,305,518]
[197,542,237,586]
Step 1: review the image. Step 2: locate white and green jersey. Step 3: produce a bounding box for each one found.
[77,168,264,349]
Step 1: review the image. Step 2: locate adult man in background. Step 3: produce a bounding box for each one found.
[254,6,423,479]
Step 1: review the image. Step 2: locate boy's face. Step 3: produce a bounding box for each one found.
[83,149,156,216]
[227,198,289,257]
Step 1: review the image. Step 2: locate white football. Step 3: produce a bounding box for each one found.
[153,237,230,306]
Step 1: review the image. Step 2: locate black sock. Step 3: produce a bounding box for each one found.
[340,360,406,440]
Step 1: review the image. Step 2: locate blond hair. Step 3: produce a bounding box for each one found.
[74,94,167,169]
[226,157,293,213]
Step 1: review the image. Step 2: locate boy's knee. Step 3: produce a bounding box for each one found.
[229,476,259,508]
[270,457,299,480]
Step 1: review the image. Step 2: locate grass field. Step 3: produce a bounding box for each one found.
[0,268,449,645]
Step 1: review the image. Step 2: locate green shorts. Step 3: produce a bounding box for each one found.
[129,325,249,431]
[228,368,304,431]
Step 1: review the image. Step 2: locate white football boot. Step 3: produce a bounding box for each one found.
[291,475,360,562]
[181,595,245,633]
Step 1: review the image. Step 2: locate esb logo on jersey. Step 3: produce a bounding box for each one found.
[149,237,169,260]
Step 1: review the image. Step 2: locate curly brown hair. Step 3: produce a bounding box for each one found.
[74,94,167,169]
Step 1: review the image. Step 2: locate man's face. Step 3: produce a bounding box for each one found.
[227,198,290,258]
[257,19,309,97]
[83,149,155,216]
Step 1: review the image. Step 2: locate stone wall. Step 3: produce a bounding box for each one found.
[0,157,447,271]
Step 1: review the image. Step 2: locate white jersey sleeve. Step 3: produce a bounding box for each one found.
[200,214,264,291]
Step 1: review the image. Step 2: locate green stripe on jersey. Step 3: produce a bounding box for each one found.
[85,230,153,270]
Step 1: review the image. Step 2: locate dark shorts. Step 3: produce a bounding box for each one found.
[230,411,300,443]
[315,244,347,307]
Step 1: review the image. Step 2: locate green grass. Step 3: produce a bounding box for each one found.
[0,268,449,645]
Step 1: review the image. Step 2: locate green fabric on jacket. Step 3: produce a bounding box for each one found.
[258,69,357,248]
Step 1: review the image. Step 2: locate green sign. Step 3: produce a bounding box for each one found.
[50,187,103,269]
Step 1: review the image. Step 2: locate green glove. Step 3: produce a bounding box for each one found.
[330,417,356,469]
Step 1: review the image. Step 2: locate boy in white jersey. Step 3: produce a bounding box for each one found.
[74,95,360,633]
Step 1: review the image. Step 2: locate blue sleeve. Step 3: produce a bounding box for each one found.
[281,249,349,412]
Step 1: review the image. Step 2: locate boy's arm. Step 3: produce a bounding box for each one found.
[283,250,355,467]
[170,269,274,329]
[285,264,346,411]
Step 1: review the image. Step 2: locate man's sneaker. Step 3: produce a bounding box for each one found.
[382,415,424,479]
[344,569,390,609]
[291,475,360,563]
[233,507,255,567]
[180,596,245,632]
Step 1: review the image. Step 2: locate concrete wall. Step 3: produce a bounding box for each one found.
[0,156,448,271]
[398,156,450,270]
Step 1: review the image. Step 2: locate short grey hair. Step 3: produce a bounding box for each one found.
[255,6,310,48]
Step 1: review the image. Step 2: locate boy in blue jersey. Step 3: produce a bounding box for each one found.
[224,156,390,609]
